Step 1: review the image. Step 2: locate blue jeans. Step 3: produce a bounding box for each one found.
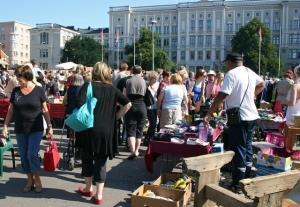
[227,120,256,185]
[16,131,43,174]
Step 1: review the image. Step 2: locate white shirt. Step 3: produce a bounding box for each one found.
[220,66,263,121]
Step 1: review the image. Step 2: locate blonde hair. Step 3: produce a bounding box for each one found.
[92,62,112,84]
[170,74,183,85]
[177,68,188,81]
[147,71,158,85]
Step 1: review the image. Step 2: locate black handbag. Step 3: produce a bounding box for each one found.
[226,68,249,127]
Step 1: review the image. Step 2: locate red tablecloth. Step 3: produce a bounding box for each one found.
[144,140,211,173]
[0,98,10,119]
[48,103,65,119]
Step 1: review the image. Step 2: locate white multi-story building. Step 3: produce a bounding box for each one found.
[108,0,300,71]
[30,23,80,69]
[0,21,32,66]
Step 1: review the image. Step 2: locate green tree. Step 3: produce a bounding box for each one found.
[61,36,105,66]
[231,18,280,76]
[125,28,175,70]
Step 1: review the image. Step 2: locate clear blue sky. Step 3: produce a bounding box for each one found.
[2,0,197,28]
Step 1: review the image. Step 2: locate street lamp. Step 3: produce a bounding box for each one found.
[151,20,157,71]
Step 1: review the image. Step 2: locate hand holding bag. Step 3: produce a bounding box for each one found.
[65,82,97,132]
[44,137,60,172]
[226,68,249,127]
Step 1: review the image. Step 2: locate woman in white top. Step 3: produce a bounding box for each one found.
[157,74,188,128]
[285,64,300,125]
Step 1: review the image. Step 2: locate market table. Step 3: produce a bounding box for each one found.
[47,102,65,120]
[0,98,10,119]
[144,140,211,173]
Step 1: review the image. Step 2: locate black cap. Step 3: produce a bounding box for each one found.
[224,52,243,62]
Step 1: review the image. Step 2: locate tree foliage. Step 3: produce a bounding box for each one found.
[125,28,175,70]
[231,18,279,76]
[61,36,104,66]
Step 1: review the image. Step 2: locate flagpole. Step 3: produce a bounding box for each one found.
[133,30,136,65]
[278,25,281,77]
[258,27,262,76]
[101,30,104,62]
[117,32,120,70]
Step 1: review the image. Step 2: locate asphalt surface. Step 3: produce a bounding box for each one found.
[1,126,299,207]
[0,126,163,207]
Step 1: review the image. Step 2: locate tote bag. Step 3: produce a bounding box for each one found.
[44,138,60,172]
[65,82,97,132]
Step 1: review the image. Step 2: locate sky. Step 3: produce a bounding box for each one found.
[1,0,198,29]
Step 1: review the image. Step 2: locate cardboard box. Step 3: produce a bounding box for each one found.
[152,173,191,206]
[131,184,185,207]
[256,151,292,171]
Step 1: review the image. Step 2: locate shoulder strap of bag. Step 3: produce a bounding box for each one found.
[86,82,93,99]
[240,67,249,107]
[225,67,249,108]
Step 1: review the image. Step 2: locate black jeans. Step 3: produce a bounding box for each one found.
[81,151,107,183]
[145,109,157,141]
[226,120,256,186]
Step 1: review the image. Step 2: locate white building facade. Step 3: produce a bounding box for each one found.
[0,21,32,66]
[30,23,80,69]
[108,0,300,71]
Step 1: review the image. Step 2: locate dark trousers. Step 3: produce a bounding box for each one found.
[145,109,157,141]
[81,151,107,183]
[227,120,256,186]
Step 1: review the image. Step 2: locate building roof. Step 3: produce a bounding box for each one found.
[85,28,109,34]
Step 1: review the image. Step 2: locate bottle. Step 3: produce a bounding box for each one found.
[198,122,208,142]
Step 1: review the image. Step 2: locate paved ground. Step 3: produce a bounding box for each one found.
[1,126,299,207]
[0,127,164,207]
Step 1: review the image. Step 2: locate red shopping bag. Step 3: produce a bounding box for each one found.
[43,138,60,172]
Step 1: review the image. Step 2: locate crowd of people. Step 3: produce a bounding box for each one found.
[0,53,300,203]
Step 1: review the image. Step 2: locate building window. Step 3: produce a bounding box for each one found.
[207,14,211,18]
[171,38,177,48]
[190,51,195,61]
[173,16,177,20]
[41,63,48,70]
[163,38,169,47]
[228,14,232,18]
[155,26,161,34]
[206,51,211,60]
[236,23,242,31]
[157,38,161,47]
[171,25,177,34]
[198,20,204,31]
[256,12,260,17]
[289,34,300,44]
[141,18,144,22]
[197,51,203,60]
[272,35,280,45]
[205,35,212,47]
[181,37,186,46]
[264,22,270,29]
[171,51,177,62]
[181,51,185,61]
[198,35,204,47]
[237,13,241,17]
[206,19,212,31]
[273,21,280,31]
[40,32,49,44]
[190,36,196,47]
[288,49,300,59]
[157,17,160,21]
[190,20,196,33]
[216,50,221,60]
[40,49,48,58]
[215,36,221,46]
[226,23,233,32]
[290,20,300,30]
[163,25,169,34]
[165,16,168,20]
[225,35,233,46]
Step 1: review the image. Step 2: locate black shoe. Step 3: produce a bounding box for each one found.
[127,154,137,160]
[229,184,243,194]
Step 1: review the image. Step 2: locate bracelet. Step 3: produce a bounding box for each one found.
[47,124,52,128]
